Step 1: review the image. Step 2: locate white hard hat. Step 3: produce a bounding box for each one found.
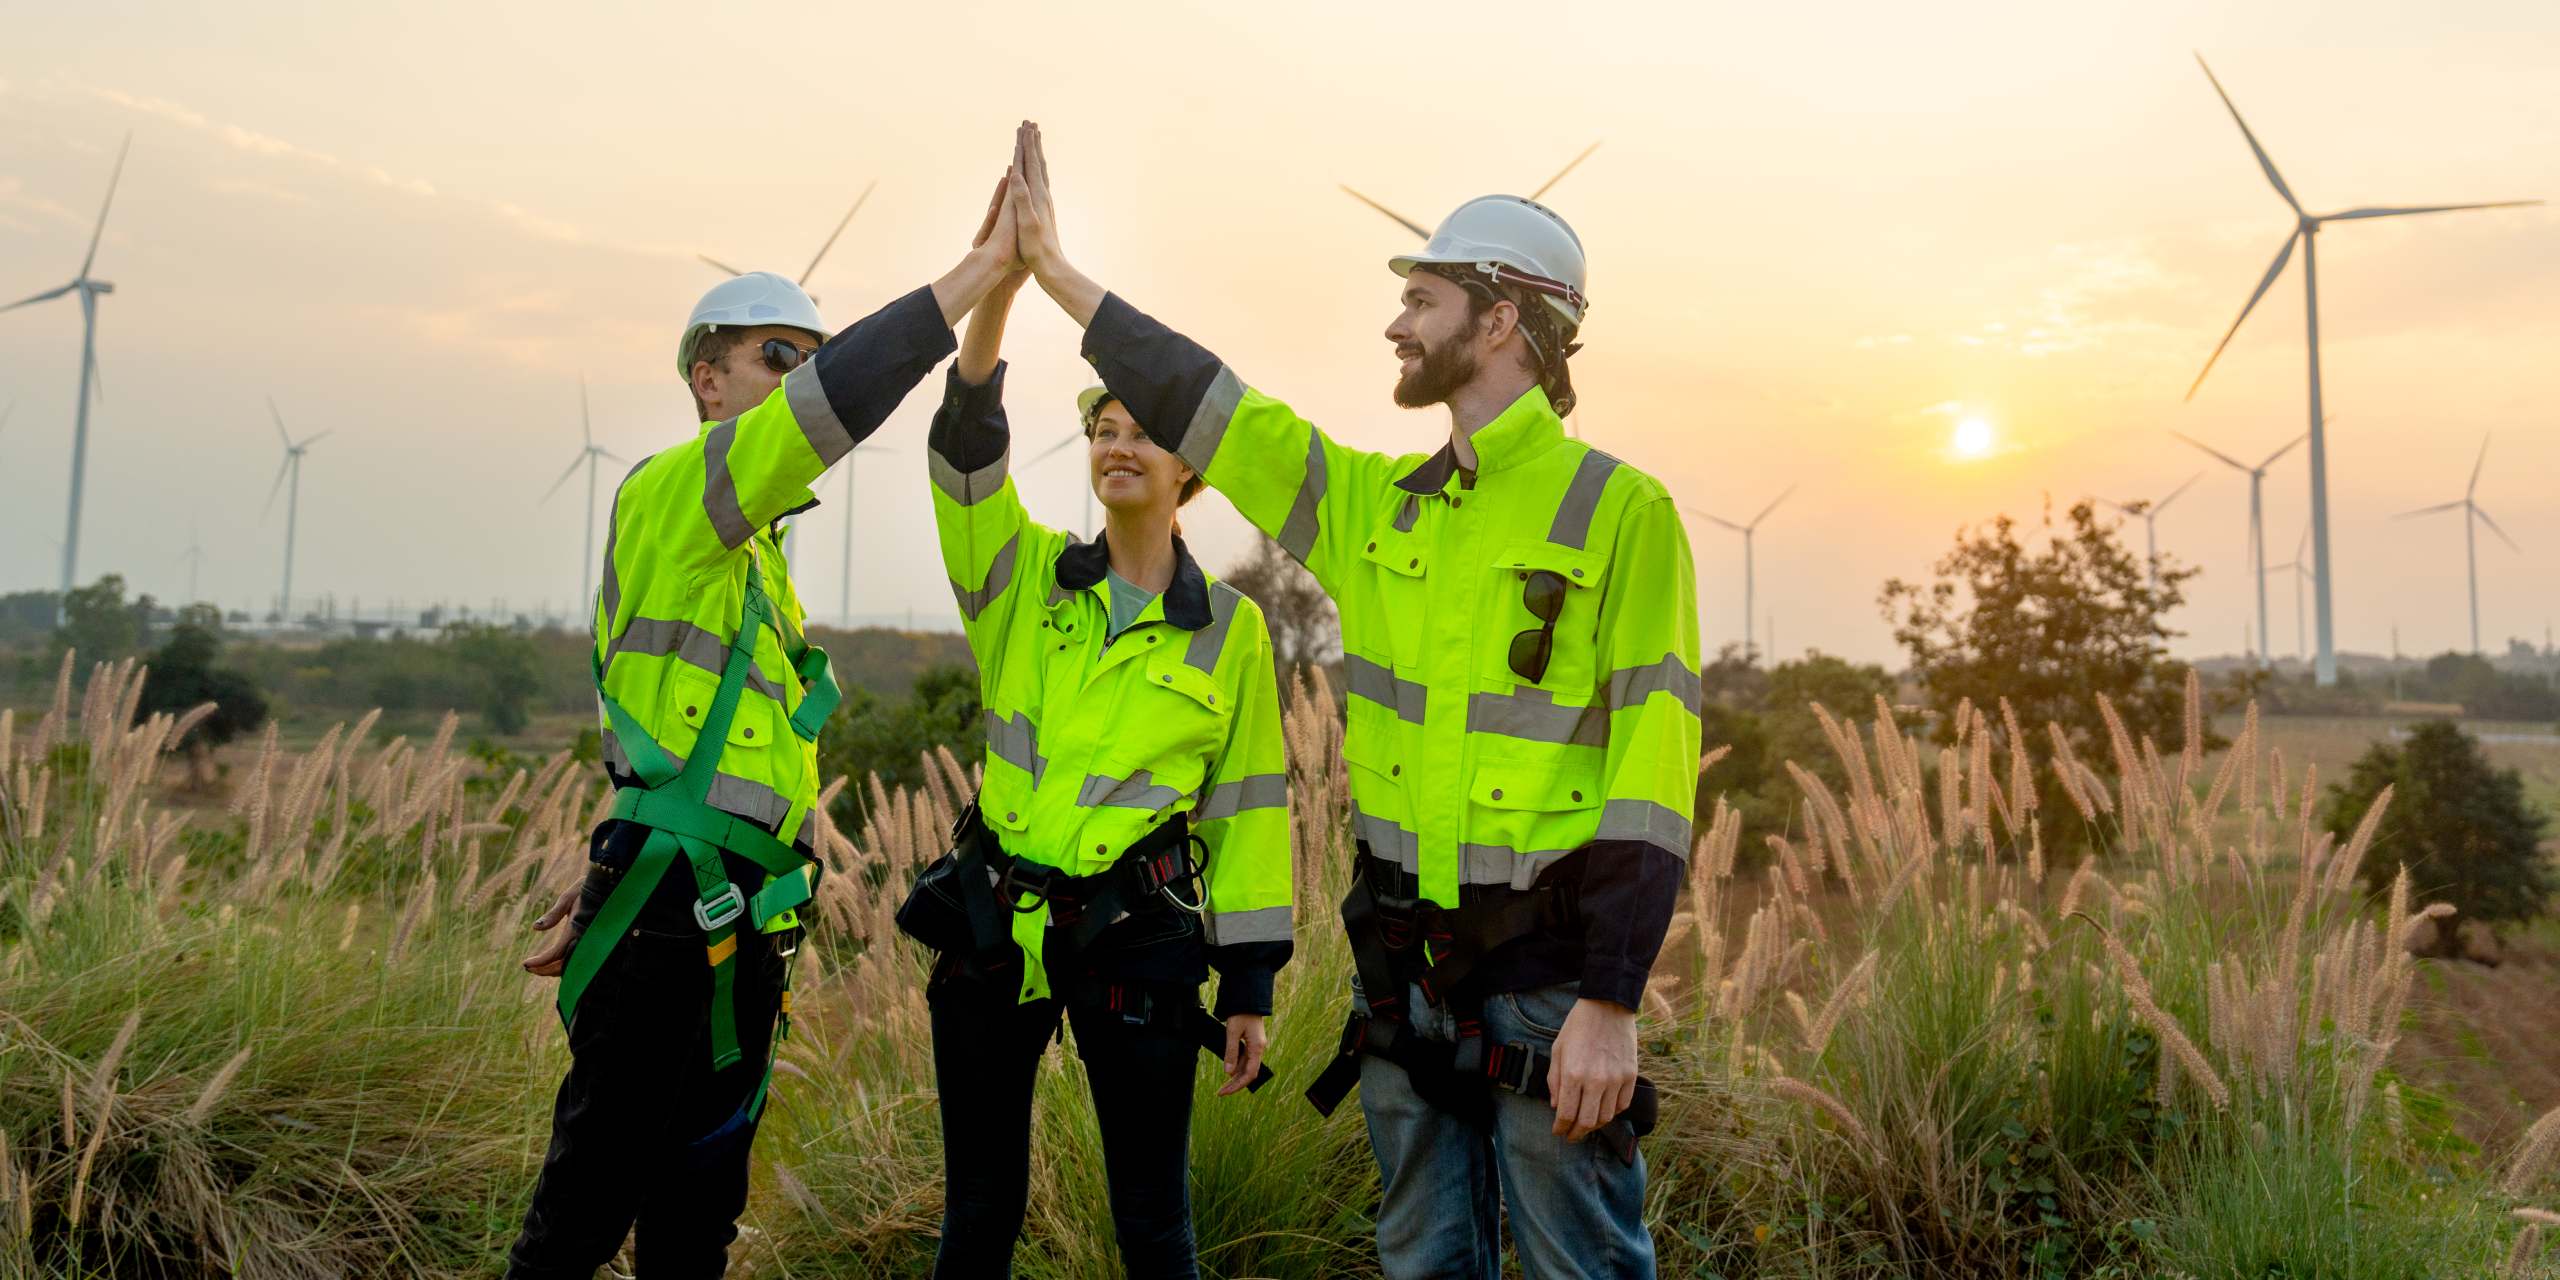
[1075,383,1120,427]
[1389,195,1588,328]
[677,272,829,379]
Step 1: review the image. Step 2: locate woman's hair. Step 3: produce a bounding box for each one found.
[1084,395,1204,506]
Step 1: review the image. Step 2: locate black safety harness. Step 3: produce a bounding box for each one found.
[898,803,1276,1091]
[1303,849,1657,1165]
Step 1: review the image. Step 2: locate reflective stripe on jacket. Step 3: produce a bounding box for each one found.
[594,285,955,847]
[929,361,1294,1013]
[1078,294,1701,1008]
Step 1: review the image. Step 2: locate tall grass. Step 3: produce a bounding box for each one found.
[2,657,2555,1277]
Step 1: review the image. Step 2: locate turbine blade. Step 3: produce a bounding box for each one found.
[79,133,133,280]
[2095,498,2132,514]
[2473,505,2520,552]
[298,429,334,448]
[2392,500,2465,518]
[2184,230,2299,401]
[2169,429,2249,471]
[1750,483,1797,528]
[1340,185,1432,239]
[1530,141,1601,200]
[2156,471,2204,513]
[800,179,877,286]
[2258,433,2308,469]
[596,447,629,464]
[268,395,291,448]
[1682,506,1746,534]
[1025,431,1086,466]
[2320,200,2541,222]
[263,455,293,515]
[540,452,585,502]
[2,282,80,312]
[697,253,746,277]
[2467,434,2488,499]
[2194,54,2302,216]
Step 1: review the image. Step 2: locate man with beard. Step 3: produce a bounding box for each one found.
[998,123,1700,1278]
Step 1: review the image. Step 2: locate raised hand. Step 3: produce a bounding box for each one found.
[1007,120,1105,326]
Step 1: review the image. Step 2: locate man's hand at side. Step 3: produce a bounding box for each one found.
[1547,997,1639,1142]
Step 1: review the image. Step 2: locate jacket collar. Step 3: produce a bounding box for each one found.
[1054,530,1214,631]
[1392,385,1566,494]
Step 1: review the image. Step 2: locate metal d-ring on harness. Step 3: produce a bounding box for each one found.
[557,555,839,1121]
[1302,852,1659,1166]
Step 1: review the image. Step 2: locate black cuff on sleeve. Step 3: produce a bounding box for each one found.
[803,284,960,448]
[1207,938,1293,1018]
[1080,292,1230,459]
[928,359,1010,473]
[1573,839,1685,1010]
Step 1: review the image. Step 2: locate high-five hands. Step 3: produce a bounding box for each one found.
[1001,121,1106,327]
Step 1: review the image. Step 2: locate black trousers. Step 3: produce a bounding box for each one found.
[928,961,1203,1279]
[507,908,786,1279]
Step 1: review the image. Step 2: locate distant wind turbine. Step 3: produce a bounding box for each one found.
[1340,141,1602,240]
[2097,473,2203,589]
[539,376,627,617]
[1025,429,1095,539]
[2183,54,2541,686]
[4,133,130,603]
[264,396,331,626]
[2264,523,2313,663]
[836,441,894,628]
[2393,435,2518,655]
[698,180,877,303]
[2172,428,2307,669]
[1682,486,1794,661]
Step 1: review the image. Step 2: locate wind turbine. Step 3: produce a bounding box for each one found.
[1340,141,1602,239]
[1025,428,1095,539]
[2183,54,2540,686]
[835,440,895,628]
[698,180,877,303]
[2393,435,2518,655]
[2096,473,2203,590]
[264,397,331,627]
[4,133,130,603]
[2172,428,2307,669]
[2264,523,2313,663]
[539,376,627,617]
[1681,486,1794,661]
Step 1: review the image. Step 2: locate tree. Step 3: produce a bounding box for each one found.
[447,624,541,735]
[1222,533,1338,673]
[135,606,271,788]
[1880,499,2205,770]
[817,663,985,826]
[51,574,155,663]
[2324,720,2553,952]
[1698,650,1897,844]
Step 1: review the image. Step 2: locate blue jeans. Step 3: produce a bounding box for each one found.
[1354,980,1656,1279]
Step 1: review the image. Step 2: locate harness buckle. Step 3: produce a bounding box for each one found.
[694,882,747,932]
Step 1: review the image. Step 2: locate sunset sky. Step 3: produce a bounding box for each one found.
[4,0,2555,665]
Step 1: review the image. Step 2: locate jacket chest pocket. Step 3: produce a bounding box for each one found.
[665,666,778,761]
[1357,528,1431,667]
[1480,541,1604,696]
[1093,657,1226,803]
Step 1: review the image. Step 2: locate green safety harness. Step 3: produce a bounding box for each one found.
[557,555,839,1112]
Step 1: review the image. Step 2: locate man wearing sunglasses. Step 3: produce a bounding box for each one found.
[1001,124,1701,1277]
[507,186,1026,1277]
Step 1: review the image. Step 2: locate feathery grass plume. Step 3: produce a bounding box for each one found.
[60,1069,76,1151]
[2507,1224,2544,1279]
[1769,1077,1879,1163]
[1966,708,1994,845]
[2180,667,2204,786]
[1937,745,1964,852]
[89,1010,141,1101]
[1803,949,1878,1056]
[2047,722,2098,821]
[2270,746,2291,822]
[183,1046,256,1127]
[2506,1104,2560,1196]
[2104,933,2229,1109]
[2519,1209,2560,1227]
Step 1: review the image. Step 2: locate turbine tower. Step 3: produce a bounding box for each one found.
[2172,428,2306,669]
[2183,54,2540,686]
[835,441,893,628]
[264,397,331,627]
[2393,435,2518,655]
[1341,141,1601,238]
[3,134,131,602]
[1682,486,1794,661]
[2097,473,2202,590]
[539,376,626,619]
[2264,523,2313,663]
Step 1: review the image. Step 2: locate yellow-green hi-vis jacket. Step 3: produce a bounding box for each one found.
[591,286,957,854]
[927,361,1295,1012]
[1078,295,1702,1010]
